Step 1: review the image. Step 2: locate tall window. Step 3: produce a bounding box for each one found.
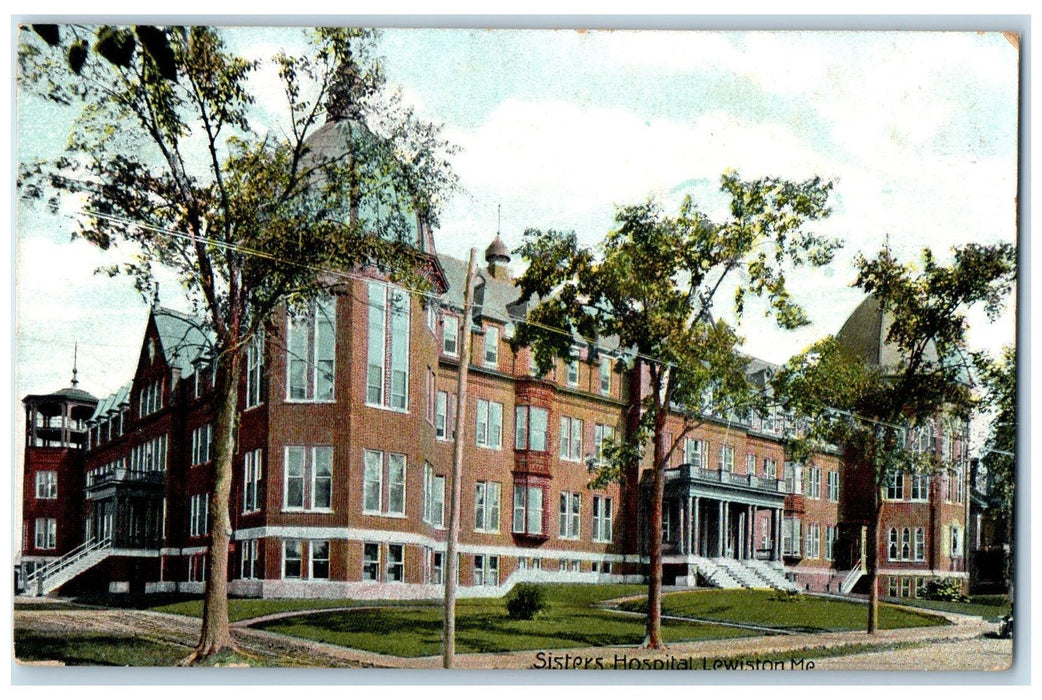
[592,496,613,542]
[901,528,912,560]
[442,312,458,356]
[435,391,451,440]
[189,493,209,537]
[914,527,926,562]
[474,555,499,586]
[243,448,263,513]
[512,483,545,535]
[566,354,579,386]
[476,400,503,449]
[386,544,405,582]
[287,297,335,402]
[311,540,330,579]
[362,543,380,581]
[35,471,57,499]
[825,525,836,560]
[764,458,778,481]
[888,528,899,560]
[806,466,822,499]
[559,492,581,539]
[911,473,929,501]
[34,518,56,549]
[827,471,840,502]
[950,525,963,557]
[423,463,445,527]
[684,439,707,468]
[190,423,213,466]
[363,450,406,516]
[484,326,499,366]
[425,548,444,584]
[783,463,804,494]
[282,540,302,579]
[366,283,409,409]
[245,330,265,408]
[805,524,821,559]
[240,538,259,579]
[130,434,168,472]
[782,517,801,557]
[284,446,333,511]
[474,481,501,532]
[594,424,616,464]
[599,356,612,395]
[559,416,583,461]
[138,379,163,417]
[515,406,549,451]
[885,473,904,500]
[719,445,735,472]
[746,453,756,474]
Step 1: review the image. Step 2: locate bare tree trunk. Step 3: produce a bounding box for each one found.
[183,351,242,663]
[645,407,668,649]
[443,249,478,669]
[867,497,881,634]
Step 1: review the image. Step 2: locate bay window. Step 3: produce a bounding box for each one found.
[515,405,548,451]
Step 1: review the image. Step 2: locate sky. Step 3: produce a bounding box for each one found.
[11,27,1020,413]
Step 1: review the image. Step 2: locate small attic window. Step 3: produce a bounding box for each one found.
[148,339,156,363]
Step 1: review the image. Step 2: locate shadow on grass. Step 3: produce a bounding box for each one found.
[15,630,189,667]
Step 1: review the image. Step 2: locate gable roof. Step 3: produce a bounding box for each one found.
[151,306,216,376]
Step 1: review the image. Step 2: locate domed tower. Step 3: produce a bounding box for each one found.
[485,234,511,281]
[21,354,98,584]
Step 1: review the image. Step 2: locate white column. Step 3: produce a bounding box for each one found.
[693,497,700,556]
[717,500,724,557]
[678,498,687,555]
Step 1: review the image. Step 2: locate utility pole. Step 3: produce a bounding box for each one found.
[442,247,478,669]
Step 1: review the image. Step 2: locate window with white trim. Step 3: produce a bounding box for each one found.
[422,463,445,528]
[130,434,168,472]
[783,463,804,494]
[782,516,801,557]
[806,466,822,499]
[367,283,409,409]
[950,525,963,557]
[746,453,756,474]
[599,356,612,395]
[825,525,836,560]
[512,483,545,535]
[559,416,583,461]
[189,553,206,583]
[138,379,163,417]
[764,458,778,481]
[362,450,406,516]
[386,544,404,582]
[189,493,209,537]
[566,353,579,386]
[515,405,549,451]
[594,424,616,464]
[805,523,821,559]
[34,518,56,550]
[425,547,443,584]
[240,538,260,579]
[243,448,263,513]
[474,480,501,532]
[474,554,499,586]
[245,330,265,408]
[827,471,840,502]
[425,367,435,425]
[559,492,581,539]
[888,527,899,561]
[901,527,912,561]
[484,326,499,367]
[435,391,451,440]
[476,399,503,449]
[885,472,904,500]
[915,527,926,562]
[442,312,458,356]
[592,496,613,542]
[287,296,335,402]
[719,445,735,472]
[910,472,929,501]
[35,471,57,500]
[311,540,330,579]
[362,543,380,581]
[684,439,707,468]
[284,446,333,511]
[283,539,302,579]
[190,423,213,466]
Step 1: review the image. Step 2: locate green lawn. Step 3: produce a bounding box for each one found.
[618,589,948,632]
[151,595,410,623]
[15,630,191,666]
[252,584,756,657]
[889,595,1011,620]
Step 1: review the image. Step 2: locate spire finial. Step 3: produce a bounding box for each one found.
[152,283,160,308]
[71,343,79,387]
[497,204,501,235]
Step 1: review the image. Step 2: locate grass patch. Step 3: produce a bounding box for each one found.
[253,584,757,657]
[150,596,426,623]
[618,589,948,632]
[15,629,191,666]
[889,595,1011,620]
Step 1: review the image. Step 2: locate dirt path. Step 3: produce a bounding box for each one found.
[15,598,1012,671]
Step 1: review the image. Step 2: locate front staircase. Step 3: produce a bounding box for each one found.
[689,556,799,592]
[24,536,113,596]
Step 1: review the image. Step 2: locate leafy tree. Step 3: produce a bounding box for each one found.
[512,173,839,648]
[975,345,1016,600]
[774,242,1015,633]
[18,25,457,661]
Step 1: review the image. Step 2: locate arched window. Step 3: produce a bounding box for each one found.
[888,528,899,560]
[901,528,911,561]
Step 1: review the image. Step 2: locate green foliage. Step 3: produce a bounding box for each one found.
[916,577,967,603]
[505,583,548,620]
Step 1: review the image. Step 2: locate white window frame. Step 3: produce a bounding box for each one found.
[474,480,501,533]
[599,356,612,395]
[827,470,840,502]
[423,463,446,528]
[476,399,503,449]
[885,472,904,501]
[484,326,499,367]
[512,483,545,536]
[190,423,213,467]
[363,449,406,517]
[35,471,57,500]
[719,445,735,472]
[189,493,209,538]
[559,491,581,539]
[245,330,265,409]
[910,472,929,501]
[243,448,263,513]
[240,538,260,580]
[287,296,336,403]
[362,542,380,582]
[515,405,548,452]
[474,554,500,586]
[386,543,405,583]
[366,283,410,410]
[566,353,579,387]
[435,391,450,440]
[805,523,821,559]
[684,439,707,468]
[592,496,613,543]
[310,540,330,579]
[284,446,333,512]
[559,416,583,462]
[442,312,459,356]
[34,518,56,550]
[282,539,303,579]
[594,424,616,465]
[807,466,822,499]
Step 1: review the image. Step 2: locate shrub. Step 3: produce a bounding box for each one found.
[917,577,967,602]
[506,583,547,620]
